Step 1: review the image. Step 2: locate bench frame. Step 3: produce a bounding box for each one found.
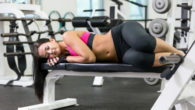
[18,71,161,110]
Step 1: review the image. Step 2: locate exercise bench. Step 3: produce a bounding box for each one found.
[18,64,168,110]
[18,42,195,110]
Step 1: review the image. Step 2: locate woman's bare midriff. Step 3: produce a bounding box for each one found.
[92,31,118,62]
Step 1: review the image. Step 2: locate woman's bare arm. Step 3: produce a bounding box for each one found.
[63,30,96,63]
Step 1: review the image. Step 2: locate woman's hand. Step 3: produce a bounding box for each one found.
[47,57,59,66]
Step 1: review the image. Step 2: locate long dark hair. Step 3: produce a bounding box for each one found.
[33,38,49,102]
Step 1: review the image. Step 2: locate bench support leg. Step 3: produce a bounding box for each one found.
[18,98,77,110]
[18,71,78,110]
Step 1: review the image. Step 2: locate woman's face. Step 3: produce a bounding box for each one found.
[38,39,61,58]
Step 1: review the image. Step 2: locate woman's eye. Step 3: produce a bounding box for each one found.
[45,46,49,50]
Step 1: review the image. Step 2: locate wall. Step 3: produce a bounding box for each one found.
[41,0,77,15]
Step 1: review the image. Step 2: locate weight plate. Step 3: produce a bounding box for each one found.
[149,18,169,38]
[152,0,171,14]
[144,78,160,86]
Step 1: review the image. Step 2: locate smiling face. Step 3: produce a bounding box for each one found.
[38,38,61,58]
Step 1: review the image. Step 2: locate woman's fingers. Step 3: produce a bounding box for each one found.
[50,59,55,65]
[47,58,52,66]
[47,57,59,66]
[56,57,59,62]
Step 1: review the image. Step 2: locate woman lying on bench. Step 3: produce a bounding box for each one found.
[33,21,185,102]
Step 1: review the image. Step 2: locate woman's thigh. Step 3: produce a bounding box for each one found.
[122,48,155,67]
[121,21,156,53]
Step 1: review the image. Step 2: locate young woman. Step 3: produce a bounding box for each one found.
[33,21,185,101]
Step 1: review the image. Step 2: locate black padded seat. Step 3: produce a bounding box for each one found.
[42,63,169,73]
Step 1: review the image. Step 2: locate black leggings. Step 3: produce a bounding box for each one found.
[111,21,156,67]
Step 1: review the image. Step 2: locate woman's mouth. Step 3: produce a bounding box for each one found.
[53,49,56,55]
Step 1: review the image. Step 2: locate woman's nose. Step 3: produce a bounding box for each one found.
[47,50,54,58]
[47,49,54,54]
[47,50,53,54]
[47,49,51,53]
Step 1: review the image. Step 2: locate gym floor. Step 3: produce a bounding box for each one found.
[0,77,160,110]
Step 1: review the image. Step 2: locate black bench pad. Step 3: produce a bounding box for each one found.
[42,63,169,73]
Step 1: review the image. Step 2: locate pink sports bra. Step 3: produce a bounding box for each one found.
[66,32,95,56]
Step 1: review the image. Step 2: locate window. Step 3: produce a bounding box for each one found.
[129,0,148,19]
[12,0,40,4]
[77,0,104,17]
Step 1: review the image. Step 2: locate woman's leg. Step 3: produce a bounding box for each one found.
[121,21,156,53]
[122,48,174,67]
[121,21,185,56]
[154,38,185,56]
[122,48,155,67]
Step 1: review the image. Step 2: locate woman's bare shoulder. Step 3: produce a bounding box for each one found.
[63,30,86,38]
[75,30,86,37]
[62,30,86,45]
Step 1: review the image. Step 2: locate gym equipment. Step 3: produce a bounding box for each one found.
[145,54,183,85]
[48,10,63,32]
[5,19,26,86]
[17,41,195,110]
[188,0,195,47]
[0,3,47,87]
[109,0,127,20]
[144,78,160,86]
[49,10,61,19]
[159,54,184,80]
[18,64,167,110]
[24,14,42,40]
[149,18,169,38]
[152,41,195,110]
[152,0,171,14]
[162,0,176,45]
[153,1,195,109]
[0,16,188,34]
[0,21,63,57]
[1,30,62,38]
[159,54,183,65]
[0,14,187,86]
[174,2,191,50]
[177,4,192,10]
[111,0,123,9]
[63,12,75,31]
[17,0,195,109]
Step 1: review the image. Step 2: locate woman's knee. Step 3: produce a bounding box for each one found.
[122,49,154,67]
[122,49,143,65]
